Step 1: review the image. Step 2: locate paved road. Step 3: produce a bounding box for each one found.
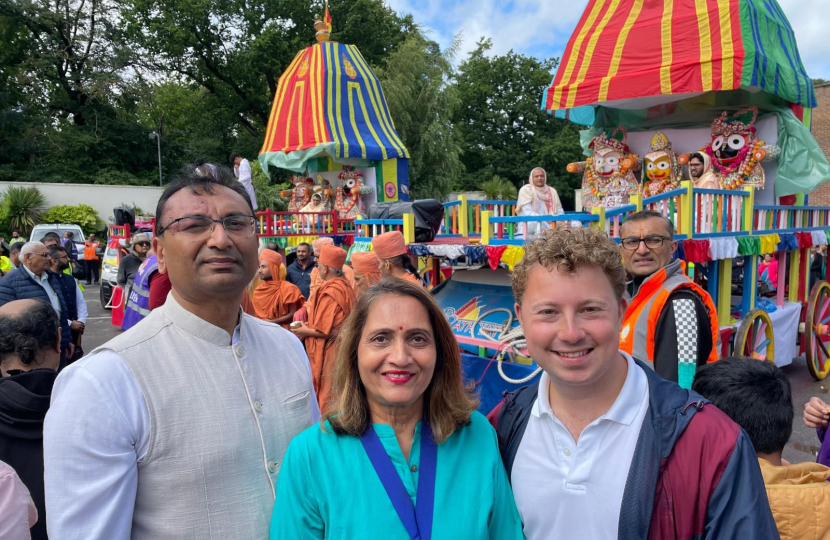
[79,282,121,354]
[78,282,827,464]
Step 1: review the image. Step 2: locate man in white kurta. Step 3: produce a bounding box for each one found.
[43,163,317,539]
[232,153,259,210]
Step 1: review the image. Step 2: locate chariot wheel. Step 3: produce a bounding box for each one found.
[805,281,830,380]
[734,308,775,362]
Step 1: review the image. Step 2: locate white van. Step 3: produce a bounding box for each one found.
[30,224,86,258]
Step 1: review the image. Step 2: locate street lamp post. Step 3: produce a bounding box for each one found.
[149,131,162,186]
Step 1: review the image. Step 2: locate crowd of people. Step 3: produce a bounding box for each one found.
[0,163,829,539]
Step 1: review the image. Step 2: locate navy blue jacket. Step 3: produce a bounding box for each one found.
[286,258,316,299]
[0,268,72,351]
[490,359,779,539]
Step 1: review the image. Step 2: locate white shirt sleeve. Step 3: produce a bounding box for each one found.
[43,350,150,540]
[75,283,88,324]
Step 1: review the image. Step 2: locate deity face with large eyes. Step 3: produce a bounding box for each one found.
[711,132,750,164]
[594,149,621,177]
[645,154,672,181]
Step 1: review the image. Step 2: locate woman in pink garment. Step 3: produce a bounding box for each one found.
[758,253,779,287]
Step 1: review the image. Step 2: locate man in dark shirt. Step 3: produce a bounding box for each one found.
[618,211,719,388]
[285,242,315,299]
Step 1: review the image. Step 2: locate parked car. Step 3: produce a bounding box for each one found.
[30,224,86,256]
[100,239,123,309]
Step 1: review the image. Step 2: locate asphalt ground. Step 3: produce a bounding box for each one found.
[79,282,826,465]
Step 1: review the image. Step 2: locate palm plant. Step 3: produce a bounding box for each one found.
[1,187,46,235]
[479,176,518,200]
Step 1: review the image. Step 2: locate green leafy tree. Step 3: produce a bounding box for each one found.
[252,161,289,211]
[121,0,412,137]
[480,176,518,200]
[41,204,105,234]
[0,186,46,234]
[453,39,583,208]
[377,32,463,200]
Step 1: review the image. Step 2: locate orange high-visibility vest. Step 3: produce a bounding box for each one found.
[620,259,720,364]
[84,241,100,261]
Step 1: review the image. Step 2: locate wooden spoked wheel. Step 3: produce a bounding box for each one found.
[734,309,775,362]
[806,281,830,380]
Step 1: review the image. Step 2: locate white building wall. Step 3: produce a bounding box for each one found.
[0,182,163,223]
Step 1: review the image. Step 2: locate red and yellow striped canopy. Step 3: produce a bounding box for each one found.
[543,0,817,112]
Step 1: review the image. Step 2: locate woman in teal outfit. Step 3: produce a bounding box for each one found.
[271,278,523,539]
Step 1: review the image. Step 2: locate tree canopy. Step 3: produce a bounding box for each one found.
[0,0,581,205]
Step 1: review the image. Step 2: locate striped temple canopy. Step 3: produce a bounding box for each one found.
[259,41,409,173]
[542,0,817,113]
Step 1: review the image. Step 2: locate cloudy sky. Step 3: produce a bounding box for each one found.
[385,0,829,83]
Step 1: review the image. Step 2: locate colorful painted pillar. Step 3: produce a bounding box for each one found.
[717,260,733,325]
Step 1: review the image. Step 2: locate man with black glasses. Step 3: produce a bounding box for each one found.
[618,210,719,388]
[44,164,318,539]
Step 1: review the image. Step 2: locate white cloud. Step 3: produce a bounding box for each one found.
[387,0,830,80]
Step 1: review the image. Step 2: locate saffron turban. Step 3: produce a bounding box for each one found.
[372,231,407,259]
[311,237,334,256]
[260,249,287,280]
[351,252,380,275]
[320,245,347,270]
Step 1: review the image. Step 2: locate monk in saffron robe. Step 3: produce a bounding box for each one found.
[372,230,422,286]
[351,251,382,299]
[252,249,305,329]
[306,237,354,314]
[291,245,355,409]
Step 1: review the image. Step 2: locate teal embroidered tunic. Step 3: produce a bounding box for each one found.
[270,411,523,539]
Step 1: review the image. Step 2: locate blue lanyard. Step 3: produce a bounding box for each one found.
[360,420,437,540]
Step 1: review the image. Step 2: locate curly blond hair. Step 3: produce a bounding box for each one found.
[512,227,626,305]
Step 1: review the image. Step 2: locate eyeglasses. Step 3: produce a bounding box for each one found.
[32,252,51,259]
[158,215,257,238]
[134,242,151,247]
[620,235,672,250]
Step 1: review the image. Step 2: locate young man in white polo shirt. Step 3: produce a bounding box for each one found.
[489,227,778,539]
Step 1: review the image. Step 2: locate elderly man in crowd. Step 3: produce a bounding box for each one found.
[0,242,73,364]
[291,244,355,410]
[0,299,62,540]
[43,164,318,540]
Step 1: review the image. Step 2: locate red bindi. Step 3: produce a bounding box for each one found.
[399,326,403,330]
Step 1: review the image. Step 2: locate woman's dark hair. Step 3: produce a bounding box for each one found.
[325,278,478,443]
[0,300,60,365]
[155,163,253,235]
